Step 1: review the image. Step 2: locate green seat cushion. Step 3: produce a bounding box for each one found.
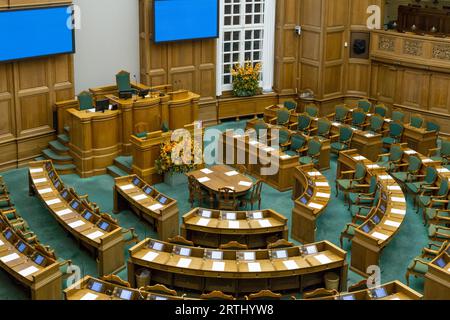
[343,225,355,236]
[299,156,316,165]
[350,205,371,217]
[418,195,431,207]
[123,231,135,242]
[5,212,15,220]
[285,150,298,156]
[425,208,439,220]
[0,200,9,208]
[406,182,427,194]
[348,193,373,205]
[331,142,348,151]
[428,224,450,237]
[391,171,408,182]
[407,260,429,274]
[337,179,353,190]
[135,132,148,138]
[382,137,396,145]
[431,156,443,163]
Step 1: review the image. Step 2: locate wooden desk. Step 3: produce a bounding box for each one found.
[291,165,331,244]
[127,238,348,295]
[424,245,450,300]
[28,160,125,276]
[0,218,62,300]
[181,208,288,249]
[114,175,179,241]
[403,124,437,156]
[397,5,450,35]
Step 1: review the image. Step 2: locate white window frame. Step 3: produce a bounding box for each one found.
[216,0,276,97]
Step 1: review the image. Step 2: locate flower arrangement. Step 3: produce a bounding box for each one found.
[231,61,262,97]
[155,137,202,175]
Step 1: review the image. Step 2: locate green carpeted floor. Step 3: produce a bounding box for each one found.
[0,119,429,299]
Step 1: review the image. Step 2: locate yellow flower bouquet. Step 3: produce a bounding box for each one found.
[155,137,202,175]
[231,61,262,97]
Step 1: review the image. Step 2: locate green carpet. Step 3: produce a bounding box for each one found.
[0,119,428,299]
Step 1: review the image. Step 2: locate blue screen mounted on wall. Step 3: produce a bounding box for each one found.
[153,0,219,43]
[0,6,75,63]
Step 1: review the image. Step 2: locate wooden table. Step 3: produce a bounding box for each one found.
[181,208,288,248]
[424,245,450,300]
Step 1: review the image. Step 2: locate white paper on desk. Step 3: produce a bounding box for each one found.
[18,266,39,277]
[80,293,98,300]
[332,122,341,127]
[385,119,392,123]
[387,186,401,191]
[142,251,159,262]
[353,156,367,161]
[225,212,236,220]
[200,210,212,218]
[68,220,85,229]
[34,178,47,184]
[29,168,43,173]
[316,192,331,199]
[252,212,263,219]
[404,150,417,155]
[391,208,406,215]
[422,158,433,163]
[437,168,450,173]
[390,297,401,300]
[307,171,321,177]
[133,194,147,201]
[55,209,72,217]
[308,202,324,210]
[120,184,134,191]
[225,171,239,177]
[38,188,52,195]
[177,258,192,268]
[86,108,96,113]
[314,254,332,264]
[228,221,240,229]
[249,140,259,146]
[263,147,275,153]
[0,240,3,246]
[212,262,225,272]
[248,262,261,272]
[197,218,210,227]
[148,203,163,212]
[86,231,104,240]
[197,177,210,183]
[392,197,406,203]
[367,164,381,169]
[365,133,375,138]
[283,260,298,270]
[315,182,329,187]
[280,155,291,160]
[378,175,393,180]
[372,231,389,241]
[45,198,61,206]
[384,220,401,228]
[238,181,252,187]
[0,253,20,263]
[258,219,272,228]
[201,168,213,174]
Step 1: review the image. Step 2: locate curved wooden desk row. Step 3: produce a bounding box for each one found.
[291,164,331,244]
[127,238,348,294]
[28,160,125,276]
[0,215,62,300]
[424,244,450,300]
[113,175,179,241]
[337,150,407,277]
[181,208,288,249]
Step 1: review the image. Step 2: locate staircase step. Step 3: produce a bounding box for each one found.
[54,164,76,175]
[49,140,69,154]
[57,134,70,145]
[42,149,73,164]
[107,165,128,178]
[114,156,133,174]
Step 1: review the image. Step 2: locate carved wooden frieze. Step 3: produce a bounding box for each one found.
[379,36,395,52]
[432,44,450,61]
[403,40,422,56]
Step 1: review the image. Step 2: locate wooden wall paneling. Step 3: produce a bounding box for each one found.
[8,0,71,7]
[398,68,430,109]
[0,63,17,170]
[429,73,450,114]
[0,0,9,8]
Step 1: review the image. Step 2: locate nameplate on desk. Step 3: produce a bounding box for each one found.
[391,208,406,215]
[422,158,433,163]
[404,150,417,155]
[308,202,324,210]
[258,219,272,228]
[197,177,210,183]
[314,254,332,265]
[248,262,261,272]
[316,192,331,199]
[437,168,450,173]
[280,155,291,160]
[0,253,20,263]
[86,231,104,240]
[353,156,367,161]
[384,220,401,228]
[238,181,252,187]
[85,108,96,113]
[332,122,341,127]
[385,119,392,123]
[378,175,393,180]
[367,164,381,169]
[201,168,213,174]
[55,209,72,217]
[177,258,192,268]
[142,251,159,262]
[68,220,85,229]
[225,171,239,177]
[365,133,375,138]
[38,188,52,195]
[133,194,147,201]
[392,197,406,203]
[148,203,163,212]
[228,221,240,229]
[29,168,43,173]
[80,293,98,300]
[196,218,210,227]
[45,199,61,206]
[0,240,3,246]
[283,260,298,270]
[120,184,134,191]
[212,261,225,272]
[387,186,402,191]
[389,297,401,300]
[251,212,263,219]
[307,171,321,177]
[315,182,329,187]
[18,266,39,277]
[372,231,389,241]
[34,178,47,184]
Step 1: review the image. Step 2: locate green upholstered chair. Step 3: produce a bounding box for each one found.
[426,121,440,134]
[254,120,269,140]
[290,113,312,135]
[305,103,319,118]
[425,197,450,226]
[0,195,12,209]
[391,155,422,184]
[311,118,331,140]
[418,178,449,221]
[406,166,438,206]
[366,115,385,135]
[357,99,372,113]
[347,176,378,209]
[340,222,360,248]
[77,91,94,111]
[428,223,450,242]
[382,122,404,148]
[283,100,298,112]
[350,190,380,223]
[116,70,136,94]
[429,139,450,165]
[331,104,350,123]
[410,115,424,129]
[351,108,368,130]
[375,145,404,172]
[285,133,307,156]
[330,125,354,154]
[299,138,322,167]
[277,128,291,151]
[336,162,367,196]
[392,110,405,123]
[374,103,387,117]
[269,108,291,127]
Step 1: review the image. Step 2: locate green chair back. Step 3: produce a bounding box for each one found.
[438,179,449,197]
[339,125,353,143]
[291,134,306,151]
[255,121,268,138]
[277,108,291,125]
[374,104,387,117]
[116,70,132,93]
[390,145,404,162]
[389,122,404,139]
[355,162,367,180]
[408,155,422,173]
[369,115,384,133]
[352,109,366,127]
[335,104,349,122]
[410,115,423,129]
[305,104,319,117]
[284,101,297,112]
[357,99,372,113]
[135,131,148,139]
[426,121,440,133]
[317,118,331,137]
[279,129,290,145]
[441,139,450,157]
[392,110,405,122]
[297,113,312,132]
[307,138,322,157]
[369,176,378,194]
[424,167,438,185]
[78,91,93,111]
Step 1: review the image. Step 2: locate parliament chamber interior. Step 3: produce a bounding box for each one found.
[0,0,450,303]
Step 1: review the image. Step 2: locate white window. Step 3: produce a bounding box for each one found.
[216,0,276,96]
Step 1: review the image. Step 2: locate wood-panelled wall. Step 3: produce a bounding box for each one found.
[0,0,74,171]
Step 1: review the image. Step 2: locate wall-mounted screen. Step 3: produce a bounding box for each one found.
[153,0,219,43]
[0,6,75,63]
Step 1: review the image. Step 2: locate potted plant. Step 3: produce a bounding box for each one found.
[231,61,262,97]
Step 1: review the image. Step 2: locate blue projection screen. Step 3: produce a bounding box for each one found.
[154,0,219,43]
[0,6,74,62]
